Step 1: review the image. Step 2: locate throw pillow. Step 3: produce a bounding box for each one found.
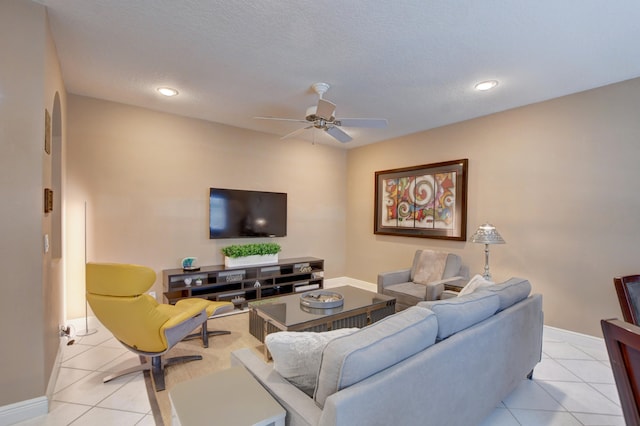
[457,274,494,297]
[412,250,448,285]
[265,328,358,396]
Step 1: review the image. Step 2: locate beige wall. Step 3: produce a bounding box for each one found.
[43,9,67,391]
[65,95,347,318]
[1,1,637,420]
[346,77,640,337]
[66,79,640,338]
[0,0,65,407]
[3,6,638,413]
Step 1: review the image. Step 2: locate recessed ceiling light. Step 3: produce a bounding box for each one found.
[157,87,179,97]
[474,80,499,91]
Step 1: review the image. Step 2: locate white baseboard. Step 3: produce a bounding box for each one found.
[0,279,602,426]
[0,396,47,426]
[0,335,71,425]
[0,331,73,425]
[46,337,68,401]
[544,324,604,346]
[324,276,376,292]
[65,316,99,337]
[324,279,605,344]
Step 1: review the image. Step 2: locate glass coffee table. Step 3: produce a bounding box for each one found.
[249,286,396,357]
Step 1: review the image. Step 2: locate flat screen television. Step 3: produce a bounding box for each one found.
[209,188,287,239]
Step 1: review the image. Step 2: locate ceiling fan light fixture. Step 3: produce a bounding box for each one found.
[311,82,330,98]
[157,87,179,97]
[474,80,499,91]
[255,82,387,144]
[305,105,318,119]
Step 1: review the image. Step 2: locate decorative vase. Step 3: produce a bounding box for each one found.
[224,254,278,268]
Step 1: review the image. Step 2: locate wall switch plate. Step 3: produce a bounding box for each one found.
[148,291,156,300]
[44,234,49,253]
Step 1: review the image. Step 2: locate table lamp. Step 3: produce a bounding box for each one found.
[470,223,505,280]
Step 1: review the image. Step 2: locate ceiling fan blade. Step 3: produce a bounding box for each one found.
[325,125,352,143]
[254,116,308,123]
[316,99,336,120]
[334,118,388,128]
[281,125,313,140]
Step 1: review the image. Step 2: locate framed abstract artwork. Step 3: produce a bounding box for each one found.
[374,159,468,240]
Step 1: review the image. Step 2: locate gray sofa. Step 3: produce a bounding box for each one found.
[232,278,543,426]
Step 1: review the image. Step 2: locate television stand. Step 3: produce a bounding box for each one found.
[162,257,324,306]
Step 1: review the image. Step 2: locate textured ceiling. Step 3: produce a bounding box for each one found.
[39,0,640,148]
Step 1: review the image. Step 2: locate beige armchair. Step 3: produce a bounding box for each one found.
[377,249,469,311]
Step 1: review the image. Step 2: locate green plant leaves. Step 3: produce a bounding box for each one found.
[221,243,281,258]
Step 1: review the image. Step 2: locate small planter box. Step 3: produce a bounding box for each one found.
[224,254,279,268]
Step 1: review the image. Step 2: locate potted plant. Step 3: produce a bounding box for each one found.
[221,242,281,268]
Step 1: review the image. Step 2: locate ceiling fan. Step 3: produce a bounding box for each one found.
[255,82,388,143]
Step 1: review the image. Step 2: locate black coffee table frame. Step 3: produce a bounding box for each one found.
[249,286,396,357]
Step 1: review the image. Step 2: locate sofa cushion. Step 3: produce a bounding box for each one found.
[265,328,359,396]
[382,282,426,307]
[483,277,531,311]
[411,250,448,284]
[418,291,500,339]
[313,306,438,408]
[458,274,493,297]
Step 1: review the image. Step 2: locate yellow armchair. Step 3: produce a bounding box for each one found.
[86,262,215,391]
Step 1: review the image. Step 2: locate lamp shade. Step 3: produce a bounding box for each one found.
[470,223,505,244]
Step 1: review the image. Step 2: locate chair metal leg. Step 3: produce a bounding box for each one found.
[103,363,150,383]
[164,355,203,367]
[153,355,203,391]
[151,356,165,391]
[103,354,204,392]
[183,320,231,348]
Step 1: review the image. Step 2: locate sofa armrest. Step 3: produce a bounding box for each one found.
[424,276,468,301]
[231,348,322,426]
[377,268,411,292]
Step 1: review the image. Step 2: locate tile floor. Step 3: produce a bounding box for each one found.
[479,326,624,426]
[17,323,156,426]
[15,322,623,425]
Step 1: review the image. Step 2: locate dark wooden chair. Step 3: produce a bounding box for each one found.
[614,275,640,325]
[601,318,640,426]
